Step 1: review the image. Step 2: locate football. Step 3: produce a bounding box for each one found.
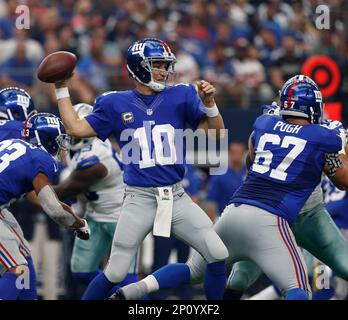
[37,51,77,83]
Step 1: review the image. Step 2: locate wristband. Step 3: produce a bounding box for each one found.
[338,128,347,155]
[204,104,219,118]
[55,87,70,100]
[325,153,343,177]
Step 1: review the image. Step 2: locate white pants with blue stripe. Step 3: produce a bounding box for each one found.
[0,209,31,275]
[188,203,311,297]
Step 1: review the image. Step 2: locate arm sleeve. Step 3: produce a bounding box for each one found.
[85,95,114,141]
[184,84,206,129]
[37,185,76,228]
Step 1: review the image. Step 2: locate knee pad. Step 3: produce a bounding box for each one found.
[104,251,134,283]
[227,269,251,292]
[227,262,263,292]
[203,229,229,263]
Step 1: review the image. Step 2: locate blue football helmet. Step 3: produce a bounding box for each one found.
[126,38,176,92]
[0,87,36,121]
[279,75,323,124]
[22,113,69,158]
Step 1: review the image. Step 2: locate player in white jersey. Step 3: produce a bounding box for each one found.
[54,103,138,293]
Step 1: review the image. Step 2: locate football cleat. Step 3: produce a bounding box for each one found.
[108,289,126,300]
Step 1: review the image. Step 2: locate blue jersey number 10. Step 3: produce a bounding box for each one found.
[134,124,177,169]
[252,133,307,181]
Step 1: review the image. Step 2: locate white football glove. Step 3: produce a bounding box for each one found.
[321,119,348,154]
[338,128,347,155]
[261,101,280,116]
[74,219,90,240]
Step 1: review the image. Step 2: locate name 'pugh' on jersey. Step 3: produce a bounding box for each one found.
[273,121,302,134]
[231,114,342,224]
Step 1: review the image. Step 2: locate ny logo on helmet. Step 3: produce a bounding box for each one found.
[16,94,30,109]
[314,90,322,102]
[131,43,146,55]
[46,117,60,125]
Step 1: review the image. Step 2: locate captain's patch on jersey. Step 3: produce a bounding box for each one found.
[122,112,134,124]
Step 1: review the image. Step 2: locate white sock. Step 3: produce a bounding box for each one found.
[142,275,160,293]
[121,275,160,300]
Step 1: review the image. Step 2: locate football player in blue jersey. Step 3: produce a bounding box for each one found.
[0,87,38,300]
[226,113,348,299]
[110,75,348,301]
[52,38,228,300]
[151,164,205,300]
[0,113,90,300]
[0,87,36,141]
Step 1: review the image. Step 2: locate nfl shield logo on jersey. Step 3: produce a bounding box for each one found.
[122,112,134,124]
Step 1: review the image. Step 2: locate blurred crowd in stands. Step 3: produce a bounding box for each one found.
[1,0,348,299]
[0,0,347,112]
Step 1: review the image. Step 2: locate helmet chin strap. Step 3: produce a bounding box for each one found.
[148,81,165,92]
[7,109,14,120]
[34,130,48,153]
